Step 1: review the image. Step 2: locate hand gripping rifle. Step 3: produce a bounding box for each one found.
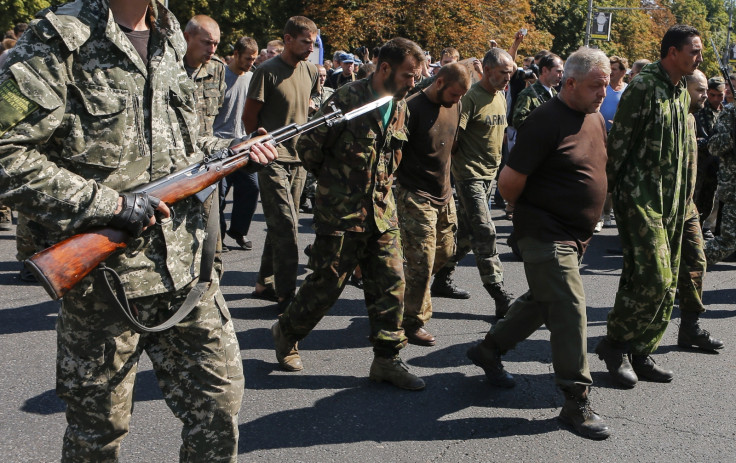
[25,95,394,300]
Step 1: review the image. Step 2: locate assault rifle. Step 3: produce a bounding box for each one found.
[25,95,394,300]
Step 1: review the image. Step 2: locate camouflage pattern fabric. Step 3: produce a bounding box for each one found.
[58,276,243,462]
[283,75,410,356]
[511,80,556,129]
[677,114,706,314]
[300,170,316,210]
[396,184,457,330]
[443,178,505,285]
[0,1,240,460]
[693,100,721,220]
[297,75,408,235]
[279,228,407,358]
[705,103,736,263]
[256,161,306,298]
[310,86,334,115]
[605,61,690,355]
[189,57,226,137]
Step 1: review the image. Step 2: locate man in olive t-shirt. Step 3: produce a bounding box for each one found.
[431,48,514,318]
[243,16,318,307]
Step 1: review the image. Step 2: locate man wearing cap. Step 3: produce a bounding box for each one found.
[326,53,356,89]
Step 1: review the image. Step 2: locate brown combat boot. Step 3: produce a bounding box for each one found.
[271,321,303,371]
[558,387,611,440]
[369,356,425,390]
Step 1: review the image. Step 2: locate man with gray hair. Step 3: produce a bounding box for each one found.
[466,47,611,440]
[430,48,515,316]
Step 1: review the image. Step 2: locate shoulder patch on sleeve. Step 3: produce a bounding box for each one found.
[0,79,39,136]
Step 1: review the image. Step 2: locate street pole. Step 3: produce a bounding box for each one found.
[726,0,734,69]
[585,0,593,46]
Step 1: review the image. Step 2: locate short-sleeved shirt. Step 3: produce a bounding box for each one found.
[452,81,507,181]
[213,67,252,138]
[247,56,318,162]
[509,96,608,253]
[397,90,460,205]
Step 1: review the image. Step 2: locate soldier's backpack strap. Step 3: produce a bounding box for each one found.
[98,192,220,333]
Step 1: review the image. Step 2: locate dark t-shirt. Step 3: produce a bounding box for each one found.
[397,90,460,205]
[508,95,608,253]
[119,25,150,64]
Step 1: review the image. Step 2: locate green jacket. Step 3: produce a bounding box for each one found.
[607,61,690,223]
[511,80,556,129]
[297,75,408,235]
[0,0,230,298]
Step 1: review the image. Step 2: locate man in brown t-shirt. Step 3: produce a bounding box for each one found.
[397,63,471,346]
[243,16,318,308]
[466,47,612,440]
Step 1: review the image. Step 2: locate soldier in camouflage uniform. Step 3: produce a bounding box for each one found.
[183,15,225,139]
[510,53,563,129]
[396,63,471,346]
[0,1,277,461]
[675,70,723,351]
[597,25,703,387]
[272,38,427,391]
[693,76,724,226]
[705,81,736,264]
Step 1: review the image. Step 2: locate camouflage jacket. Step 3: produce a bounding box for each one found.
[297,75,408,235]
[188,56,226,137]
[707,104,736,201]
[693,100,720,151]
[0,0,231,299]
[607,61,690,223]
[511,80,556,129]
[309,86,334,116]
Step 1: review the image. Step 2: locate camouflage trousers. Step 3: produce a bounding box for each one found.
[257,162,307,298]
[704,200,736,264]
[484,237,591,390]
[396,185,457,329]
[442,178,505,285]
[278,228,407,358]
[607,196,685,355]
[300,171,317,210]
[57,276,243,463]
[677,208,707,314]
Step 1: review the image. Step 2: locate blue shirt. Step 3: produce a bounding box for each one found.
[600,83,627,132]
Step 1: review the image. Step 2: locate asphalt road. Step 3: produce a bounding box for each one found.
[1,201,735,462]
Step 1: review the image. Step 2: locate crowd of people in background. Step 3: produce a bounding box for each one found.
[0,1,733,459]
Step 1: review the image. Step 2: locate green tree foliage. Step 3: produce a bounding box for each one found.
[0,0,62,35]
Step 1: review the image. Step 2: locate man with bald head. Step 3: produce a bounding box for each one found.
[184,14,225,137]
[674,69,724,352]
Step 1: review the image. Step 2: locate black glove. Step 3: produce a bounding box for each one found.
[109,192,160,237]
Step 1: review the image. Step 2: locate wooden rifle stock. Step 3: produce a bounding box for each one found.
[24,96,390,300]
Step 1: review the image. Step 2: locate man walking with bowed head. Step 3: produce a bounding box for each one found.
[597,25,703,387]
[273,38,428,391]
[466,47,611,440]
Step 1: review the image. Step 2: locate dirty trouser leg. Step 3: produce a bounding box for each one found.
[397,185,456,329]
[678,209,706,314]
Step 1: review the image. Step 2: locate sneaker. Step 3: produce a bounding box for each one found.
[369,356,425,390]
[593,219,604,233]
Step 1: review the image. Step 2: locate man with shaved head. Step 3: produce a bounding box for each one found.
[184,14,225,137]
[674,69,724,352]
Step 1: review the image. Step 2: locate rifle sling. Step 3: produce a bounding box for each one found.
[98,193,219,333]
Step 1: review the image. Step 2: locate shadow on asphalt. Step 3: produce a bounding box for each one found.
[0,300,57,335]
[238,370,562,453]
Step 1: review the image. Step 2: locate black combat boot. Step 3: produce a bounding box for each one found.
[678,311,724,351]
[484,282,513,318]
[631,354,673,383]
[558,386,610,440]
[595,337,637,388]
[466,342,515,388]
[431,267,470,299]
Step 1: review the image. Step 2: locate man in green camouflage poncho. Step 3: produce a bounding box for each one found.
[0,1,277,460]
[271,38,427,391]
[597,25,703,388]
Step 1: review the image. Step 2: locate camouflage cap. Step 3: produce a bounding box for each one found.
[708,76,725,90]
